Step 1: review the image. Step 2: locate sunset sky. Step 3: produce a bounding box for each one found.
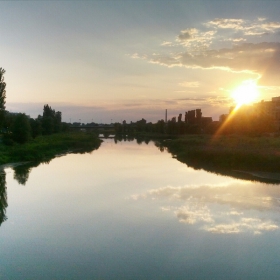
[1,0,280,123]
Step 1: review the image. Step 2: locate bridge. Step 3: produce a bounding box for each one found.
[70,125,114,129]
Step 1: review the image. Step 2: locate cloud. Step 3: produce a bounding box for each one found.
[177,28,198,41]
[206,18,245,30]
[133,17,280,86]
[226,38,246,42]
[205,218,278,234]
[131,182,280,234]
[179,81,200,88]
[148,42,280,85]
[206,17,280,35]
[176,29,216,51]
[161,41,173,46]
[175,205,214,224]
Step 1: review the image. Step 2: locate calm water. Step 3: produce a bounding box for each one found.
[1,139,280,279]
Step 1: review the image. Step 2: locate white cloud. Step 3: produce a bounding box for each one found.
[206,17,280,35]
[176,28,216,51]
[175,205,214,224]
[206,18,245,30]
[226,38,246,42]
[205,218,278,234]
[161,41,173,46]
[177,28,199,41]
[179,81,200,88]
[132,182,280,235]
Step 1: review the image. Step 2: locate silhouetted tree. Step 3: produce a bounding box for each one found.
[12,113,31,143]
[43,104,55,118]
[29,118,42,138]
[41,116,54,135]
[0,68,6,126]
[54,111,62,132]
[136,118,147,132]
[155,120,165,134]
[41,105,62,134]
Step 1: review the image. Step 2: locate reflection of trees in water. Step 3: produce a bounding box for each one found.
[12,142,101,186]
[114,134,152,145]
[154,141,165,152]
[13,162,42,186]
[13,165,32,185]
[160,142,280,184]
[0,170,7,226]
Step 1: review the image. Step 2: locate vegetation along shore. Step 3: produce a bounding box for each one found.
[157,134,280,174]
[0,131,102,166]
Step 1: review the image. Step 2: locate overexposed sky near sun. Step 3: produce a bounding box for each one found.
[1,0,280,123]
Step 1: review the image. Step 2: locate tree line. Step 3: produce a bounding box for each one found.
[0,68,69,145]
[2,104,69,145]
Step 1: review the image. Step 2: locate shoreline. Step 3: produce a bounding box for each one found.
[0,131,102,166]
[157,134,280,177]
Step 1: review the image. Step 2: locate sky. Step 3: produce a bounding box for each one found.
[1,0,280,123]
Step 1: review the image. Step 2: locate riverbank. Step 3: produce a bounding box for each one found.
[159,134,280,173]
[0,131,102,165]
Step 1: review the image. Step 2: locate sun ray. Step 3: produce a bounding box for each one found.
[231,80,259,108]
[213,80,260,140]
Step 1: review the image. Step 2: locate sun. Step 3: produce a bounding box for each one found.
[231,80,259,107]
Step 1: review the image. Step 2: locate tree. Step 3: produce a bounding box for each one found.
[0,68,6,110]
[12,113,31,143]
[29,118,42,138]
[41,104,62,134]
[0,68,6,125]
[54,111,62,132]
[43,104,55,118]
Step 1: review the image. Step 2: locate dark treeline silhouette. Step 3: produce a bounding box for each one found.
[2,104,70,145]
[113,116,214,136]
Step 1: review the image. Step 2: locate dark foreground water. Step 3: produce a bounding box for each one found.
[1,139,280,279]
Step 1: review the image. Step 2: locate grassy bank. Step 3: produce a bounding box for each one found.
[160,134,280,173]
[0,131,102,165]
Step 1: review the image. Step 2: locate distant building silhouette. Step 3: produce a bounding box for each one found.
[254,97,280,130]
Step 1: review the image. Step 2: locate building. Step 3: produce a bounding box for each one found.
[254,97,280,130]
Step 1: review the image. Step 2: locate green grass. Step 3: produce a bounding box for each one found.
[0,131,102,165]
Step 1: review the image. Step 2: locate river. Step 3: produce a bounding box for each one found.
[0,139,280,279]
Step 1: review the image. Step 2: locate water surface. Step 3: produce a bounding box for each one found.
[1,139,280,279]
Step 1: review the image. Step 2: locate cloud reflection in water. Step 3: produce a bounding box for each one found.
[132,182,280,235]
